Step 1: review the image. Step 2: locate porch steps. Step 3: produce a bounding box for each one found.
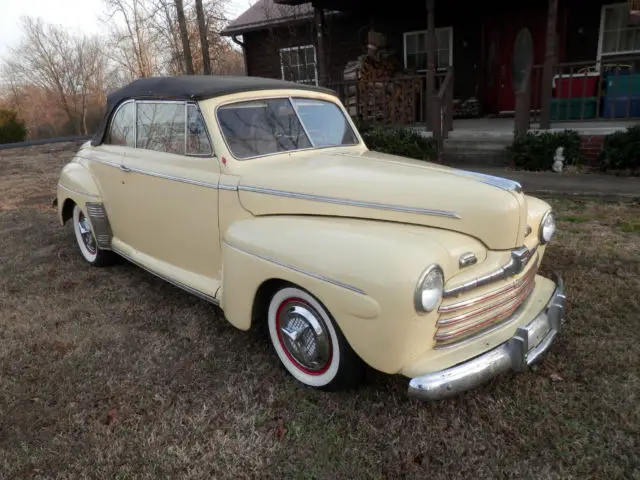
[442,132,513,167]
[416,128,513,166]
[415,119,634,167]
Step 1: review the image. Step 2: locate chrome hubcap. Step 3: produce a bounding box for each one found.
[78,212,97,254]
[278,302,331,373]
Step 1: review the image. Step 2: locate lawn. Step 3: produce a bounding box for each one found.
[0,142,638,479]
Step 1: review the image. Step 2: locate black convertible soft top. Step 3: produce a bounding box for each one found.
[91,75,336,146]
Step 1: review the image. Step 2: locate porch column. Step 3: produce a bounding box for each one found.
[540,0,559,129]
[426,0,436,130]
[314,7,328,85]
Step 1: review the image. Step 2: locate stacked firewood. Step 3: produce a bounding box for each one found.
[453,97,480,118]
[342,53,421,125]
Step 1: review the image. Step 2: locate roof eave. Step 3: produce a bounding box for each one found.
[221,15,310,35]
[221,9,340,36]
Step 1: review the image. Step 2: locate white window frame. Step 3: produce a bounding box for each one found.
[403,27,454,72]
[279,45,318,86]
[597,2,640,61]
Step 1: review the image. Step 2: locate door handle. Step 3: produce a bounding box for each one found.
[120,165,132,173]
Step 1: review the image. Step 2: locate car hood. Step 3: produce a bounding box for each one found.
[236,150,528,250]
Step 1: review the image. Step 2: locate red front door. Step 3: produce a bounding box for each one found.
[485,12,547,113]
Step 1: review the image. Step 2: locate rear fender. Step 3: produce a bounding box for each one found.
[57,161,103,224]
[57,161,113,249]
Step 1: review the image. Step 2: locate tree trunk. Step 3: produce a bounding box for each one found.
[195,0,211,75]
[540,0,558,129]
[174,0,194,74]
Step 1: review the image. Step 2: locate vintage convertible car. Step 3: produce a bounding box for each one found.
[55,76,565,400]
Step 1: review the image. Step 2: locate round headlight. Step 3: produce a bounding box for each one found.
[414,264,444,313]
[540,210,557,244]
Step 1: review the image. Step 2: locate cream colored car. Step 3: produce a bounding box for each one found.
[56,76,565,400]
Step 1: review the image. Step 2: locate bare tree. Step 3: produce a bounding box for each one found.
[174,0,194,74]
[102,0,158,79]
[2,17,108,135]
[0,0,243,138]
[148,0,184,74]
[195,0,212,74]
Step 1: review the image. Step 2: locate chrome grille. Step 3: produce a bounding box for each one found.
[435,256,539,348]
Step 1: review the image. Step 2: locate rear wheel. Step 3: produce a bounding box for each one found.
[72,205,116,267]
[267,286,365,391]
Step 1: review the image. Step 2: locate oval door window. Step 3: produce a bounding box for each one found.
[512,28,534,91]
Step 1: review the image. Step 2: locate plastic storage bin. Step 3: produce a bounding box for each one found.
[550,97,597,120]
[601,95,640,118]
[553,73,599,98]
[605,73,640,96]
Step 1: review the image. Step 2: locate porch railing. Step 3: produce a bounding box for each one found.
[517,55,640,129]
[327,73,447,127]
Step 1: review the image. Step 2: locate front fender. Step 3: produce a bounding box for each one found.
[57,161,102,224]
[221,215,480,374]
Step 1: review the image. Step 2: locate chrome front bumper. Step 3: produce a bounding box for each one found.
[408,274,566,401]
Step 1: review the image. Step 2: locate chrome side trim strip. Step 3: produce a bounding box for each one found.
[224,241,367,295]
[84,155,457,220]
[112,246,220,306]
[444,247,538,298]
[79,155,121,169]
[237,185,461,220]
[457,169,523,193]
[120,165,220,189]
[57,183,100,199]
[85,156,220,189]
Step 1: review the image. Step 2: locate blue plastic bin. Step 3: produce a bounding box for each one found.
[602,95,640,119]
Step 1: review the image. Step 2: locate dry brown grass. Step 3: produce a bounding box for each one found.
[0,143,639,479]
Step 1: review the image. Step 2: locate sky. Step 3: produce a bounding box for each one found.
[0,0,251,57]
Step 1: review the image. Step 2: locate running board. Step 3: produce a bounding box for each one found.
[112,246,220,306]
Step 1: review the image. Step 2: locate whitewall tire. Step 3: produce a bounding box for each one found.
[267,286,364,391]
[72,204,116,267]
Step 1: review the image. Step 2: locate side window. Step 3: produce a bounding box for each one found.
[106,102,135,147]
[136,103,186,155]
[187,104,213,155]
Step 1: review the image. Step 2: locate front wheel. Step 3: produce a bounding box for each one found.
[267,286,365,391]
[72,205,116,267]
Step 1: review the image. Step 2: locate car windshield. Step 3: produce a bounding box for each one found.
[217,97,359,159]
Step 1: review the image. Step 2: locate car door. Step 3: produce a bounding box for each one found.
[85,101,132,238]
[116,101,222,295]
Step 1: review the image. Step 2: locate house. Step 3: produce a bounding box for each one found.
[222,0,640,139]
